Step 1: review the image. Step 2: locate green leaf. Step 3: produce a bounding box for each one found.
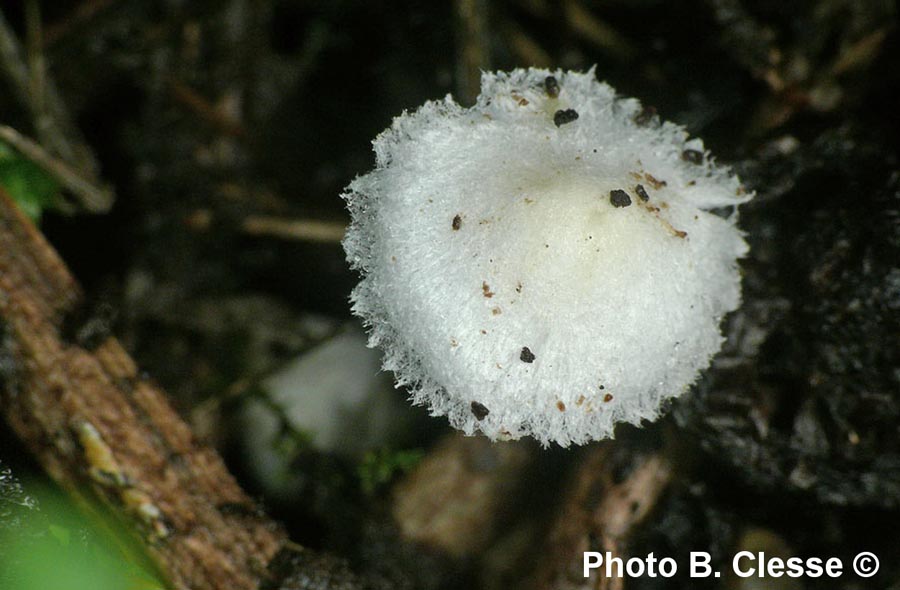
[47,523,71,546]
[0,139,61,221]
[0,487,165,590]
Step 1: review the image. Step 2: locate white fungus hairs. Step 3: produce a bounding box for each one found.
[342,67,752,447]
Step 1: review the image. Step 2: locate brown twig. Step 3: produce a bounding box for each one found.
[185,208,346,244]
[561,0,635,61]
[454,0,491,105]
[0,124,113,213]
[24,0,46,118]
[167,77,248,139]
[41,0,121,47]
[501,22,553,68]
[241,215,346,244]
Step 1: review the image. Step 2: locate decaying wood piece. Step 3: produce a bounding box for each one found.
[526,444,673,590]
[392,433,533,558]
[0,188,285,589]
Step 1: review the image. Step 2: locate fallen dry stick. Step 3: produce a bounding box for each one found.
[0,189,366,589]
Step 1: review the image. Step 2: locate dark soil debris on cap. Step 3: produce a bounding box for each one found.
[644,173,667,189]
[482,282,494,298]
[553,109,579,127]
[520,347,536,363]
[471,401,490,420]
[681,149,704,164]
[452,214,461,230]
[633,105,658,126]
[610,189,632,207]
[556,401,566,411]
[544,75,559,98]
[635,184,650,202]
[603,393,614,403]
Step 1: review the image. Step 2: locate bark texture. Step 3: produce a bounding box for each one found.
[0,188,285,590]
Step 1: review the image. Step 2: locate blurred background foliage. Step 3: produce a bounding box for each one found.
[0,462,163,589]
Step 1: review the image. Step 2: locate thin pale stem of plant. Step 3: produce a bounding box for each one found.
[0,124,114,213]
[241,215,346,244]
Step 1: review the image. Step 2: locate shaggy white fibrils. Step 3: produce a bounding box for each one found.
[342,68,752,446]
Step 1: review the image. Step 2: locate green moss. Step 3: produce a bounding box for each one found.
[358,448,424,495]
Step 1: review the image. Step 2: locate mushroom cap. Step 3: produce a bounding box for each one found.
[343,68,751,446]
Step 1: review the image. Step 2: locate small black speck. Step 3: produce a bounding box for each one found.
[610,189,632,208]
[633,105,657,126]
[544,75,559,98]
[471,401,490,420]
[452,214,461,230]
[553,109,579,127]
[682,149,704,164]
[635,184,650,202]
[520,347,536,363]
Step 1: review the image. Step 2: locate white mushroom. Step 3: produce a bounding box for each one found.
[342,68,751,446]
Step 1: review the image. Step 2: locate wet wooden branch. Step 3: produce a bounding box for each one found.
[0,189,368,589]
